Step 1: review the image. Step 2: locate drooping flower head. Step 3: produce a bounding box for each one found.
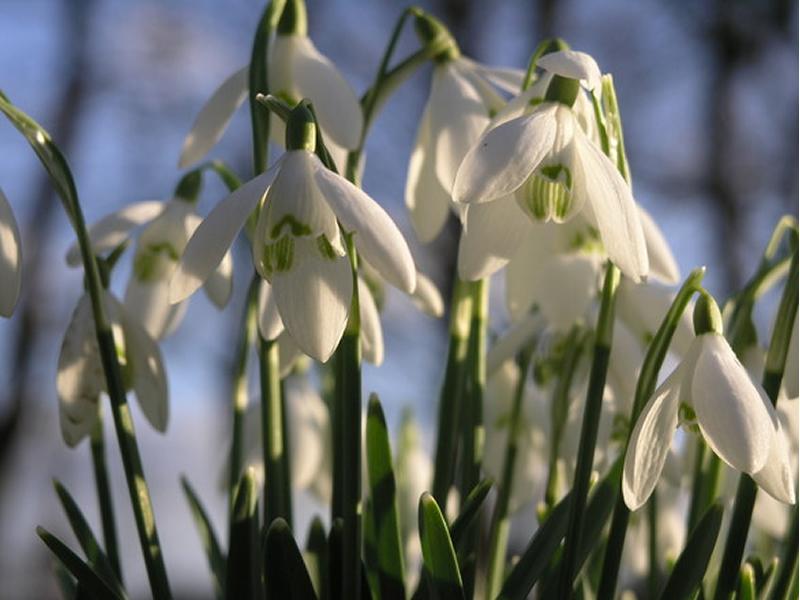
[623,291,795,510]
[0,187,22,317]
[454,50,649,283]
[178,0,362,170]
[66,193,233,340]
[57,290,168,446]
[171,103,416,362]
[404,11,525,243]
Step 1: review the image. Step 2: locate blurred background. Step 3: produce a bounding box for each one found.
[0,0,796,597]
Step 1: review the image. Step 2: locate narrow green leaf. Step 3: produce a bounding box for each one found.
[759,558,779,600]
[53,560,77,600]
[659,502,723,600]
[328,518,343,600]
[264,518,318,600]
[500,461,621,600]
[226,469,260,600]
[739,563,757,600]
[36,526,126,600]
[366,394,406,599]
[53,480,125,599]
[305,516,327,599]
[449,478,493,552]
[180,476,226,599]
[418,492,464,600]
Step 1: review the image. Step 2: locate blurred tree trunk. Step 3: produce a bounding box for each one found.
[0,0,95,483]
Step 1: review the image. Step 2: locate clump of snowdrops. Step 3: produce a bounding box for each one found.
[0,1,797,599]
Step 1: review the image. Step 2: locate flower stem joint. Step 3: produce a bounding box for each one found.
[411,9,459,62]
[285,103,317,153]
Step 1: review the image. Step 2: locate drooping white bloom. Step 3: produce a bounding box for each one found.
[0,187,22,317]
[171,149,416,363]
[179,28,362,169]
[623,331,795,511]
[453,50,649,282]
[57,290,168,446]
[405,55,523,243]
[66,198,233,340]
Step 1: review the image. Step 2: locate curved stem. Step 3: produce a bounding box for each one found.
[89,416,121,581]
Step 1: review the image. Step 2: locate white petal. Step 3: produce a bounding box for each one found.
[122,302,169,432]
[638,204,680,285]
[277,331,303,378]
[530,253,601,329]
[312,159,416,294]
[287,36,363,150]
[358,278,384,366]
[573,128,648,282]
[405,98,452,244]
[622,364,684,510]
[691,334,774,474]
[486,312,544,376]
[752,419,796,504]
[264,151,341,245]
[57,294,104,445]
[459,58,526,94]
[204,250,234,308]
[0,188,22,317]
[66,201,166,266]
[124,275,188,340]
[410,272,444,318]
[258,279,284,341]
[286,378,329,490]
[457,195,531,281]
[170,165,278,304]
[271,238,353,362]
[179,66,249,168]
[491,75,551,128]
[454,105,559,205]
[537,50,601,91]
[430,64,491,190]
[504,224,563,320]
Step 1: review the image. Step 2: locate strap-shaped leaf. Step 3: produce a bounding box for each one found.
[449,478,493,552]
[418,492,464,599]
[366,394,406,599]
[180,476,226,599]
[226,470,260,600]
[739,563,757,600]
[500,460,621,600]
[658,502,723,600]
[36,526,127,600]
[264,518,318,600]
[328,518,343,600]
[305,516,327,598]
[53,480,125,598]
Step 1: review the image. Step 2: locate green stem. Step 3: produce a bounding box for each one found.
[545,326,586,508]
[685,438,707,532]
[229,274,259,514]
[648,491,659,599]
[259,336,292,528]
[714,251,798,600]
[596,267,705,600]
[89,416,121,581]
[485,348,533,599]
[431,278,474,505]
[557,262,620,597]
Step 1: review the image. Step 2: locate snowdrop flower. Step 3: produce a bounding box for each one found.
[171,104,416,363]
[405,11,523,243]
[57,290,168,446]
[179,0,362,170]
[66,197,232,340]
[0,187,22,317]
[623,293,795,510]
[454,50,649,282]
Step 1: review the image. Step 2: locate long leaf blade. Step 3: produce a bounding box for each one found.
[180,476,226,599]
[264,518,318,600]
[418,492,464,600]
[366,394,406,599]
[226,469,260,600]
[449,478,493,552]
[36,526,126,600]
[53,480,125,598]
[658,502,724,600]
